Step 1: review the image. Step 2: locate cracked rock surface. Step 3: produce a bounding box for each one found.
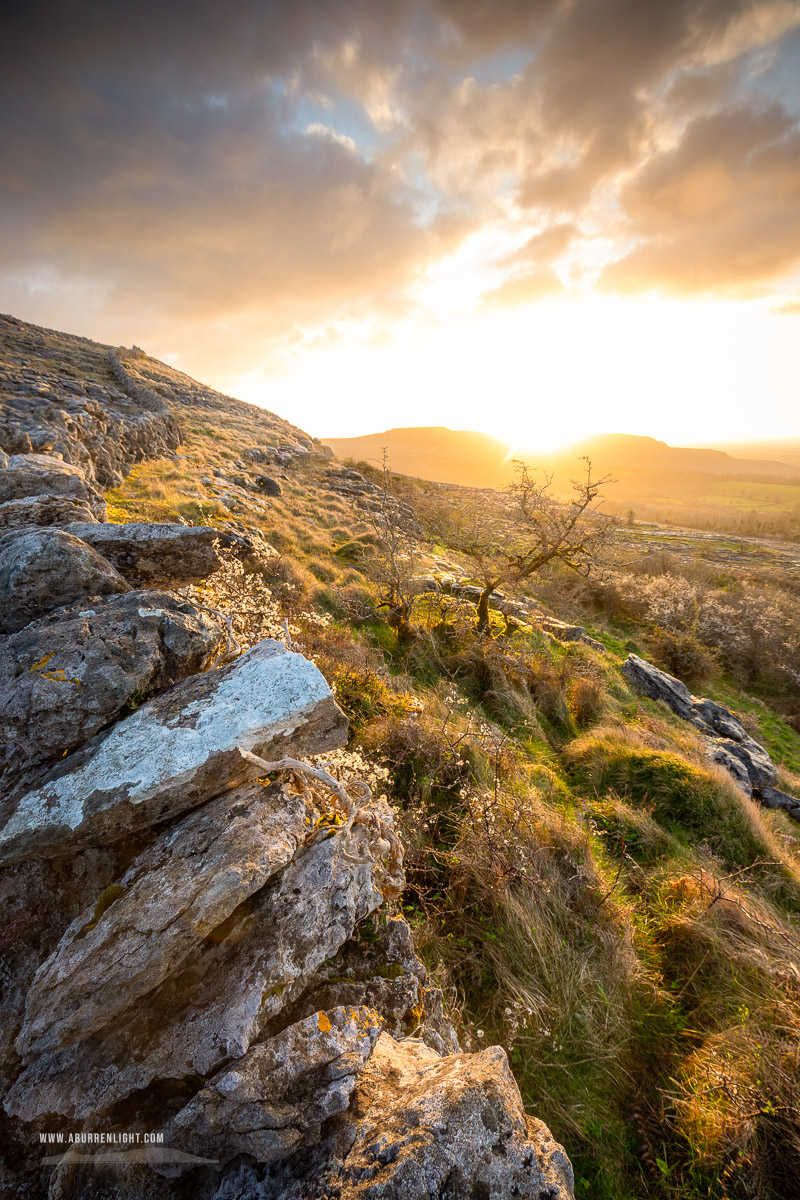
[0,527,129,634]
[0,639,348,863]
[0,591,226,786]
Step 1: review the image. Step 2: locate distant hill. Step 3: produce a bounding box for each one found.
[323,427,794,490]
[701,438,800,472]
[539,433,793,480]
[323,427,513,488]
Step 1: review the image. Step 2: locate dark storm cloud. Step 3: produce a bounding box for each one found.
[1,0,799,343]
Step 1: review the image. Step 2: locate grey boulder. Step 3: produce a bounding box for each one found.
[623,653,788,804]
[0,638,348,863]
[62,521,270,587]
[255,475,282,496]
[0,591,226,786]
[0,527,129,634]
[160,1006,385,1171]
[0,453,106,520]
[333,1034,574,1199]
[621,653,696,721]
[761,786,800,820]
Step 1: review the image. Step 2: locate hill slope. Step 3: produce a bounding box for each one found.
[4,314,800,1199]
[324,425,514,487]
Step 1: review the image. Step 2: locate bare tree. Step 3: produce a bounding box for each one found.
[367,451,423,642]
[424,458,615,632]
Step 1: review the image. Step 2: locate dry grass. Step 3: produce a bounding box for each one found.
[96,379,800,1199]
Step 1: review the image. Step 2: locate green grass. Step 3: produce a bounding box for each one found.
[98,412,800,1200]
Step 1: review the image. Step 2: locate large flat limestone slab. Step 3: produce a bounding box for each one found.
[62,521,267,588]
[0,639,347,863]
[15,781,315,1061]
[6,816,396,1119]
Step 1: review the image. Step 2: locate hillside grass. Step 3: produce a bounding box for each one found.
[105,441,800,1200]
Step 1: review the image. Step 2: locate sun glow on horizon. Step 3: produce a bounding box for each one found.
[229,292,799,452]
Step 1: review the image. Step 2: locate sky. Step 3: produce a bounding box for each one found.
[2,0,800,450]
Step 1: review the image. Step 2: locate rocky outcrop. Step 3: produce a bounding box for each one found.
[0,316,181,487]
[0,494,102,529]
[159,1005,386,1173]
[62,520,269,587]
[0,453,107,521]
[623,653,800,819]
[0,315,573,1200]
[283,912,459,1058]
[621,654,697,722]
[7,805,400,1121]
[0,591,226,785]
[14,780,319,1062]
[0,527,129,634]
[0,639,348,863]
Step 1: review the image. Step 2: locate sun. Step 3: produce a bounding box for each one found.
[233,291,796,451]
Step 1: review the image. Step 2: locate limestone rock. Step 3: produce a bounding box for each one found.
[0,494,101,529]
[331,1034,574,1199]
[0,842,147,1094]
[0,639,348,864]
[707,743,753,792]
[692,697,749,741]
[159,1006,385,1172]
[761,786,800,820]
[623,653,789,806]
[282,914,459,1057]
[0,453,106,520]
[0,527,129,635]
[710,733,777,790]
[15,780,316,1061]
[621,653,696,721]
[7,811,399,1119]
[255,475,282,496]
[0,591,226,785]
[62,521,270,587]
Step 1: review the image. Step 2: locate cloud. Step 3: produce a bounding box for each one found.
[1,0,800,361]
[480,267,565,308]
[502,223,579,267]
[601,102,800,294]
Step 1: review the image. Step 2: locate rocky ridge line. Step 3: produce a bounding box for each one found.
[623,653,800,819]
[0,315,573,1200]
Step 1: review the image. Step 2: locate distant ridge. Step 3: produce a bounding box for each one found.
[548,432,793,479]
[323,427,513,488]
[323,427,794,490]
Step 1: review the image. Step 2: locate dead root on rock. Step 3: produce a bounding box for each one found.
[239,749,403,883]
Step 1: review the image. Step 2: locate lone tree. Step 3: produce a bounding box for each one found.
[366,452,423,642]
[425,457,614,633]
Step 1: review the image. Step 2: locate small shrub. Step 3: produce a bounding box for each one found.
[568,676,606,727]
[332,666,420,730]
[650,628,717,687]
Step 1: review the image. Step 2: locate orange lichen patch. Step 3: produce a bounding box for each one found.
[29,652,82,685]
[29,652,55,671]
[317,1011,333,1033]
[41,669,82,685]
